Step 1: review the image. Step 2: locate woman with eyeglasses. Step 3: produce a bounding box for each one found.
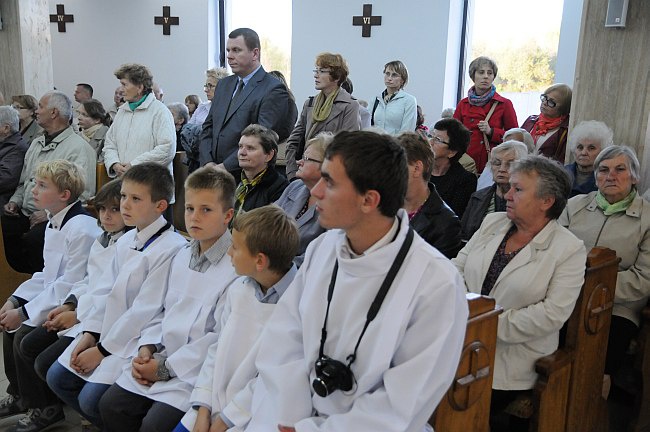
[454,56,518,174]
[521,83,572,163]
[188,68,229,126]
[371,60,417,135]
[461,141,528,241]
[276,133,333,266]
[11,95,43,144]
[284,52,359,181]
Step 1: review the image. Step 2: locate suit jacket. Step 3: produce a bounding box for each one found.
[453,212,586,390]
[198,67,296,172]
[284,89,360,179]
[275,180,325,266]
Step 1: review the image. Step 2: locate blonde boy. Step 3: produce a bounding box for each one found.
[173,205,299,432]
[0,160,100,430]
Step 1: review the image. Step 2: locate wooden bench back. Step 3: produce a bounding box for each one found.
[430,293,503,432]
[172,151,188,232]
[533,246,618,432]
[96,161,111,194]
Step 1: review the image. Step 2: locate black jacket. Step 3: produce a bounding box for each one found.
[235,167,288,214]
[0,132,29,209]
[460,184,506,241]
[410,183,463,259]
[430,161,477,218]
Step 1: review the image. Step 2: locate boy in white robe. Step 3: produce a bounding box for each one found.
[46,162,186,428]
[96,167,241,431]
[243,131,469,432]
[0,160,101,432]
[171,205,299,432]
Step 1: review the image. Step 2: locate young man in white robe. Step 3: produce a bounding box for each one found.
[243,130,469,432]
[46,163,187,428]
[0,160,101,432]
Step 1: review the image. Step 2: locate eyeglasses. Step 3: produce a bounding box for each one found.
[490,158,515,169]
[540,94,557,108]
[312,68,331,75]
[203,83,216,89]
[301,156,323,164]
[431,135,450,145]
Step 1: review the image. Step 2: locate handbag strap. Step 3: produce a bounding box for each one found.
[482,100,500,154]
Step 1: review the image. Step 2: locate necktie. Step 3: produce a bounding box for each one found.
[226,79,245,118]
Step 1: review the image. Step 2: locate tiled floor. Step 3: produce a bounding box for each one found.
[0,343,79,432]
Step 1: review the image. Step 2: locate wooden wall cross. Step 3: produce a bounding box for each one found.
[49,4,74,33]
[352,4,382,37]
[154,6,179,36]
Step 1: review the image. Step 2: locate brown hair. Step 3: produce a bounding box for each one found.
[185,166,236,210]
[114,63,154,95]
[397,132,434,181]
[315,53,349,86]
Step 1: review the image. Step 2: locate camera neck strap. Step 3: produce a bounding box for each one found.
[318,226,415,368]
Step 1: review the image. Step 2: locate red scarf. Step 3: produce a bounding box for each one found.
[532,114,567,142]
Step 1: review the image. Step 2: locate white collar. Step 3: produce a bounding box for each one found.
[342,217,400,259]
[47,201,77,230]
[133,216,167,250]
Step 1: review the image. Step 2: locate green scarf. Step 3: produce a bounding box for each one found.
[235,168,267,215]
[595,189,636,216]
[311,88,340,123]
[128,93,149,111]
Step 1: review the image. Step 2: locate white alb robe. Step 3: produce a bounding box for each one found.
[245,211,468,432]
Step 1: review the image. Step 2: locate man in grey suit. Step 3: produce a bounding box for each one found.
[199,28,296,175]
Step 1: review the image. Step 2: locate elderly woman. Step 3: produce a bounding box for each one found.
[167,102,190,152]
[102,63,176,181]
[397,132,462,258]
[454,156,586,431]
[371,60,417,135]
[454,56,518,173]
[476,128,534,191]
[522,84,572,163]
[11,95,43,144]
[284,52,360,180]
[77,99,111,162]
[188,68,229,126]
[560,145,650,380]
[430,118,477,218]
[564,120,613,197]
[461,141,528,241]
[234,124,288,217]
[184,94,201,118]
[275,133,332,266]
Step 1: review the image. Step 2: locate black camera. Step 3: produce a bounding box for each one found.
[312,356,355,397]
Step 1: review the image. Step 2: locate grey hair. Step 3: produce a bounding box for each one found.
[492,140,528,160]
[305,132,335,161]
[44,91,73,121]
[568,120,614,152]
[0,106,20,133]
[166,102,189,123]
[594,145,640,182]
[440,107,455,119]
[510,155,571,220]
[503,128,534,153]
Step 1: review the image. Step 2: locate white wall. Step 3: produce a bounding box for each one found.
[291,0,464,128]
[48,0,217,109]
[555,0,585,87]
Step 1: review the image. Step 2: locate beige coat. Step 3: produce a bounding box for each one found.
[453,212,586,390]
[559,191,650,326]
[284,88,360,179]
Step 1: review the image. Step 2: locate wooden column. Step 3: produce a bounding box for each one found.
[570,0,650,189]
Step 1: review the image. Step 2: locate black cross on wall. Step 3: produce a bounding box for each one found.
[154,6,179,36]
[49,4,74,33]
[352,4,382,37]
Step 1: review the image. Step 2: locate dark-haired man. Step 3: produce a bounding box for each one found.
[239,131,468,431]
[199,27,297,177]
[73,84,93,104]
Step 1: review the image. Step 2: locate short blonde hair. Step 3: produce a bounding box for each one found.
[231,205,299,273]
[468,56,498,81]
[304,132,334,161]
[206,67,229,82]
[35,159,85,203]
[544,83,572,116]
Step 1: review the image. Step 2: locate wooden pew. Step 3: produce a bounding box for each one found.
[532,246,618,432]
[172,151,188,232]
[96,161,111,194]
[0,220,31,302]
[430,293,503,432]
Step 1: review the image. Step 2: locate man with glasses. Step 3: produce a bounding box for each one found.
[198,28,296,178]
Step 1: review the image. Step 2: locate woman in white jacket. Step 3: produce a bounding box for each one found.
[371,60,417,135]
